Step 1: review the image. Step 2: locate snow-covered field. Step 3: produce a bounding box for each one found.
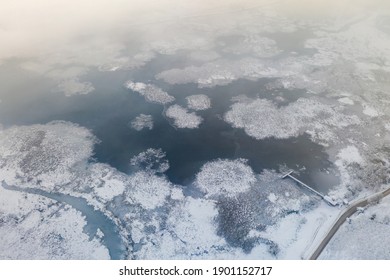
[320,196,390,259]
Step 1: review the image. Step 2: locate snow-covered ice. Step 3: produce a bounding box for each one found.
[125,81,175,105]
[136,197,228,259]
[57,79,94,96]
[224,97,360,144]
[186,94,211,111]
[165,104,203,129]
[124,171,173,210]
[195,159,256,198]
[337,146,364,166]
[0,121,95,191]
[83,163,127,203]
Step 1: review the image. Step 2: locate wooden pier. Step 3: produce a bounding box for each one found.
[282,170,337,206]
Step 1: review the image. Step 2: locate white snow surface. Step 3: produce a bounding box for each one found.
[195,159,256,198]
[124,171,172,210]
[165,104,203,129]
[224,97,360,144]
[0,121,95,191]
[186,94,211,111]
[320,195,390,259]
[125,81,175,105]
[82,163,127,203]
[337,146,364,165]
[338,97,355,105]
[362,104,380,117]
[137,197,226,259]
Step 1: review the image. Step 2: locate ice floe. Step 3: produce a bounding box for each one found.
[195,159,256,198]
[130,114,153,131]
[125,81,175,105]
[58,79,94,96]
[224,97,360,144]
[186,94,211,111]
[165,104,203,129]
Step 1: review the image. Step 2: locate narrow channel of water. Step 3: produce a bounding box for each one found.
[2,183,127,260]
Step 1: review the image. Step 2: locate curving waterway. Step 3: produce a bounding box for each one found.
[3,183,127,260]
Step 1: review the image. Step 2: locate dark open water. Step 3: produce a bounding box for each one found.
[0,58,339,194]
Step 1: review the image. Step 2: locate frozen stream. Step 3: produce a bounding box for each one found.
[3,183,127,260]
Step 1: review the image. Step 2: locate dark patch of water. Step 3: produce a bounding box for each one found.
[0,59,338,194]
